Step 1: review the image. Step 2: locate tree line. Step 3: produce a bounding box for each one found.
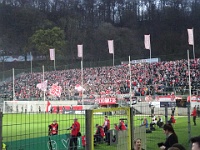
[0,0,200,69]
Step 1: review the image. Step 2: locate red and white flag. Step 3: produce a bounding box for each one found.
[49,48,55,60]
[36,80,48,91]
[46,101,52,112]
[77,45,83,58]
[187,29,194,45]
[50,83,62,97]
[144,35,151,50]
[108,40,114,54]
[75,84,85,92]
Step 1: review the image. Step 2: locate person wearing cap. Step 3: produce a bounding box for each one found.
[190,136,200,150]
[48,120,58,136]
[69,118,80,150]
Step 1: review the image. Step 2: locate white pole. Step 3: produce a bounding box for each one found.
[113,51,114,66]
[54,58,56,71]
[192,28,195,60]
[187,50,192,148]
[12,68,15,100]
[81,60,84,105]
[188,50,192,104]
[43,65,45,101]
[129,56,132,107]
[30,52,32,74]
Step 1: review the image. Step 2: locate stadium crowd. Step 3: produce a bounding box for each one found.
[0,58,199,101]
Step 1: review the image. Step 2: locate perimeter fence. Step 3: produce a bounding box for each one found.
[1,104,199,150]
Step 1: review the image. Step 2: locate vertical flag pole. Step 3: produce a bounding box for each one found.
[129,56,132,107]
[54,49,56,71]
[187,50,191,149]
[192,28,195,60]
[43,65,45,102]
[113,48,114,66]
[30,52,32,74]
[81,59,84,105]
[54,57,56,71]
[78,44,84,106]
[12,68,15,100]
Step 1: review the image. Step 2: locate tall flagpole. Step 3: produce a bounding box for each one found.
[81,59,84,105]
[187,50,191,149]
[43,65,45,101]
[113,49,114,66]
[54,56,56,71]
[129,56,132,107]
[12,68,15,100]
[30,52,32,74]
[192,28,195,60]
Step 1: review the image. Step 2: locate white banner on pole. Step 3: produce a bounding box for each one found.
[77,45,83,58]
[108,40,114,54]
[49,48,55,60]
[144,35,151,50]
[187,29,194,45]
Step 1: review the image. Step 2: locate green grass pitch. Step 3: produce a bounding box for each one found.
[2,113,200,150]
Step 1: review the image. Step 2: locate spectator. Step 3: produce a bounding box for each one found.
[190,136,200,150]
[102,116,110,143]
[140,118,148,128]
[69,118,80,150]
[94,124,104,144]
[38,106,41,113]
[171,107,175,116]
[157,116,164,128]
[133,138,145,150]
[168,115,176,125]
[48,120,58,136]
[158,124,178,150]
[197,105,200,118]
[191,107,197,126]
[169,143,186,150]
[150,114,157,131]
[56,106,59,114]
[115,119,127,131]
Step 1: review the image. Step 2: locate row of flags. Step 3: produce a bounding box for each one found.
[49,28,194,60]
[144,28,194,50]
[36,80,84,97]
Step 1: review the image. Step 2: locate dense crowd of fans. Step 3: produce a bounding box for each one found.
[0,58,199,101]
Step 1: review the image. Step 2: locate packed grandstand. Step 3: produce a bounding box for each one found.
[0,58,199,102]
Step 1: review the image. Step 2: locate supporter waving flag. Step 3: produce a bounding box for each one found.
[50,83,62,97]
[36,80,48,92]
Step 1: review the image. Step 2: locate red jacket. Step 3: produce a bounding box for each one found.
[71,121,80,136]
[49,123,58,135]
[191,109,197,117]
[119,122,126,130]
[96,126,104,137]
[103,119,110,130]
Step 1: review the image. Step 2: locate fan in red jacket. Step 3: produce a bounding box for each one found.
[94,124,105,144]
[48,120,58,136]
[114,119,127,131]
[69,118,80,150]
[191,107,197,126]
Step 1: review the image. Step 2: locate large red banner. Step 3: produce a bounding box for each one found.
[96,97,117,105]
